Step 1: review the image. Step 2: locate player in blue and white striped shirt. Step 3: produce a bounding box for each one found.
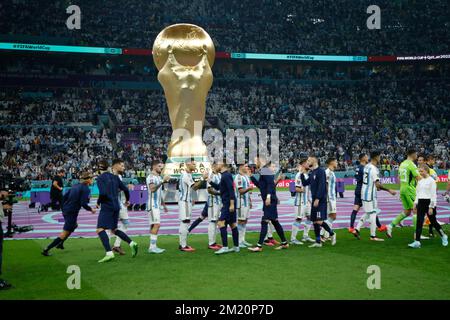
[146,160,170,254]
[206,165,222,249]
[354,151,396,241]
[291,159,314,245]
[178,158,208,252]
[322,157,337,240]
[234,164,254,248]
[188,163,223,251]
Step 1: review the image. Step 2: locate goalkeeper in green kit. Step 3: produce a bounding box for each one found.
[387,149,423,238]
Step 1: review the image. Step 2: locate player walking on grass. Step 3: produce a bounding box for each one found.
[352,151,397,241]
[214,163,240,255]
[111,160,130,255]
[146,160,170,254]
[349,153,386,234]
[301,156,336,248]
[387,149,422,238]
[248,157,289,252]
[322,157,338,240]
[42,171,96,256]
[235,163,254,248]
[408,165,448,248]
[291,159,314,245]
[96,159,138,263]
[178,158,208,252]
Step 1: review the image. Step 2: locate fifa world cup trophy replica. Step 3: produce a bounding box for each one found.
[153,24,215,176]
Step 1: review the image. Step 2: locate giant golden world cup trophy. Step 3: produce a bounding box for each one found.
[153,24,215,176]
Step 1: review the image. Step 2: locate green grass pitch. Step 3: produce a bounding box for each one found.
[2,225,449,300]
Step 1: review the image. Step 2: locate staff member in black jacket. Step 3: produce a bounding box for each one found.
[42,171,96,256]
[50,169,65,210]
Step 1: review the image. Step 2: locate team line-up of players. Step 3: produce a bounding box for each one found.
[41,149,449,262]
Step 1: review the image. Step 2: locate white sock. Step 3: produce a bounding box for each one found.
[303,221,312,238]
[356,213,368,231]
[150,234,157,249]
[291,221,300,240]
[267,222,274,239]
[106,251,114,256]
[238,223,247,244]
[327,217,335,229]
[242,223,247,243]
[369,213,377,237]
[208,221,216,245]
[114,223,128,247]
[179,223,189,247]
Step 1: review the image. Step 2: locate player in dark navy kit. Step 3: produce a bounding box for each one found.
[349,153,386,236]
[248,157,288,252]
[301,156,336,247]
[96,159,138,263]
[213,163,239,254]
[42,171,96,256]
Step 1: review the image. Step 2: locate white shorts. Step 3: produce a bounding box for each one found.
[295,203,311,219]
[119,205,129,220]
[147,207,161,225]
[237,206,250,220]
[208,203,221,221]
[362,199,380,214]
[178,201,193,221]
[327,200,337,214]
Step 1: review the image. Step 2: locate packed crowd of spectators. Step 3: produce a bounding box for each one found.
[1,73,448,180]
[0,88,106,125]
[1,0,449,55]
[0,126,113,180]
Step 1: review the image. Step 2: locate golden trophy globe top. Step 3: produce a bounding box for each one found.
[152,24,215,70]
[152,23,214,176]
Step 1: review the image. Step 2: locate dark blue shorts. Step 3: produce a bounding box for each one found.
[97,209,120,230]
[262,202,278,220]
[63,213,79,232]
[354,194,363,207]
[219,207,237,224]
[310,201,327,222]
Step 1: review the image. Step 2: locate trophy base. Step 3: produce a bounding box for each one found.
[163,156,210,178]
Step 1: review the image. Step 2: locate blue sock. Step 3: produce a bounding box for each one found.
[98,230,111,252]
[114,229,132,244]
[231,227,239,247]
[188,217,203,233]
[220,226,228,247]
[375,216,382,228]
[313,223,321,243]
[271,219,287,244]
[258,220,269,246]
[350,210,358,228]
[45,237,63,251]
[322,221,334,236]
